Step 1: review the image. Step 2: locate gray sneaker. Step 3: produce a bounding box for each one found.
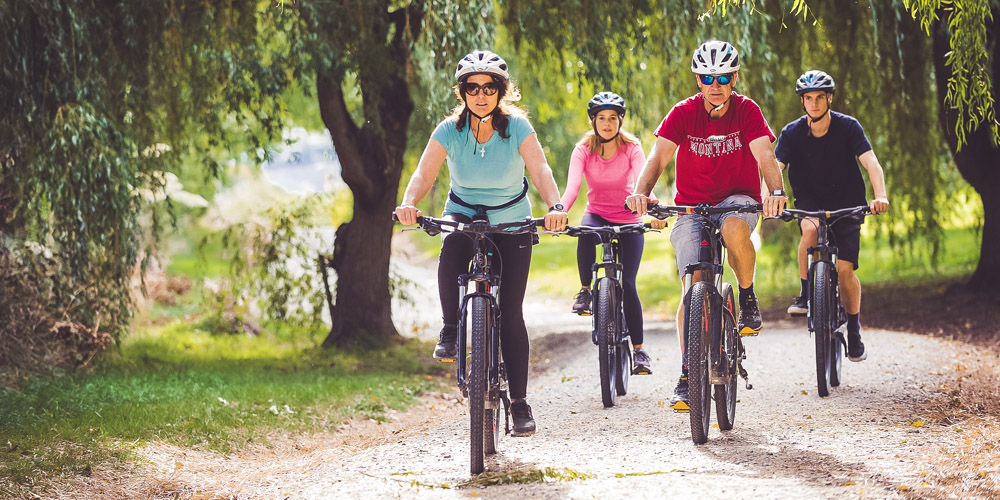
[787,295,808,316]
[632,348,652,375]
[572,288,593,316]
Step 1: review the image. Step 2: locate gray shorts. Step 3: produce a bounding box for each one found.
[669,194,759,278]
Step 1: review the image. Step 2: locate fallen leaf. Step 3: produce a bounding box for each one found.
[175,462,183,470]
[911,420,925,427]
[844,481,855,486]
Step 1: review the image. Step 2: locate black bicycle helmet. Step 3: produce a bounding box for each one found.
[587,91,627,119]
[796,70,835,96]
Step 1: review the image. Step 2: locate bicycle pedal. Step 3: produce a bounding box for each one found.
[739,328,760,337]
[437,358,456,363]
[670,402,690,413]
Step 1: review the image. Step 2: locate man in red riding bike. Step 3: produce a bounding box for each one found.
[626,40,786,410]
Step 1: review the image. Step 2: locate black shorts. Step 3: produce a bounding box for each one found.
[794,202,863,270]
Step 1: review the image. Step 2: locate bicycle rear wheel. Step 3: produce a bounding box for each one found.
[469,296,490,474]
[687,282,712,444]
[813,262,833,397]
[715,283,738,430]
[595,278,618,407]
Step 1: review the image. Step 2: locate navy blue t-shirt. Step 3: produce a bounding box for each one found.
[775,111,872,210]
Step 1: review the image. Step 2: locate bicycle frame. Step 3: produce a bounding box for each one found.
[455,237,503,409]
[394,213,543,474]
[648,203,757,387]
[776,206,871,397]
[563,223,650,407]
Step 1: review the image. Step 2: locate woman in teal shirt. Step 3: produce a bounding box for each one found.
[395,50,567,437]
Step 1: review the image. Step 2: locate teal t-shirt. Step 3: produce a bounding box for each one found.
[431,114,536,223]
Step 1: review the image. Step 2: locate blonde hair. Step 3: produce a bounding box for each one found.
[577,128,641,155]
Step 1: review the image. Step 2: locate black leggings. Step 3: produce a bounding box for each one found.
[438,214,533,400]
[576,213,646,345]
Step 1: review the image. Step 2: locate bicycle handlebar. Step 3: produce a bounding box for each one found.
[773,205,871,223]
[633,202,764,220]
[562,223,654,238]
[392,213,545,236]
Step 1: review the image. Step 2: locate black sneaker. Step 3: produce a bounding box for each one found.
[572,288,593,316]
[847,331,867,362]
[632,348,652,375]
[739,296,763,336]
[787,295,808,316]
[669,376,689,412]
[432,325,458,361]
[510,400,536,436]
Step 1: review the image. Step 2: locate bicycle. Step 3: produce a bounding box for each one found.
[562,223,657,407]
[394,213,543,475]
[644,202,761,444]
[774,205,871,397]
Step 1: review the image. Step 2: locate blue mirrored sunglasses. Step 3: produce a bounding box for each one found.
[699,73,734,85]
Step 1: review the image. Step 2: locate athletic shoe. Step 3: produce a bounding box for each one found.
[739,296,763,336]
[510,400,536,436]
[669,376,689,412]
[432,324,458,361]
[632,348,652,375]
[847,331,867,362]
[787,295,808,316]
[572,288,593,316]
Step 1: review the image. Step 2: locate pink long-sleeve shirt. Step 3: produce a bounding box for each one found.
[560,141,647,223]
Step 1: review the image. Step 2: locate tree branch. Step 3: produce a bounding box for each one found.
[316,72,376,201]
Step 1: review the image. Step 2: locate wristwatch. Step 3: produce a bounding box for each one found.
[548,203,565,212]
[770,189,786,197]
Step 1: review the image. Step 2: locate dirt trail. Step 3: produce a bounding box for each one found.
[54,235,1000,499]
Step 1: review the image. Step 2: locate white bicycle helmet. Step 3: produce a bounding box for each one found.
[796,70,835,95]
[691,40,741,75]
[587,91,627,119]
[454,50,509,82]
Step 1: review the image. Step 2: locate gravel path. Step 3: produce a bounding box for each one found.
[59,236,998,499]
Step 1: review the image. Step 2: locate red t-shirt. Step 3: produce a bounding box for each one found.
[654,93,775,204]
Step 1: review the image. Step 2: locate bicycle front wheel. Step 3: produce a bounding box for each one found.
[469,296,490,474]
[595,278,618,408]
[813,262,833,398]
[715,283,738,431]
[687,281,712,444]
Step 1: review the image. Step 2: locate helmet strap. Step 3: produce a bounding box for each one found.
[593,121,620,157]
[707,96,731,120]
[801,94,831,136]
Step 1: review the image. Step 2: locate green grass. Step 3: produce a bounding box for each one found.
[0,322,448,487]
[528,222,980,315]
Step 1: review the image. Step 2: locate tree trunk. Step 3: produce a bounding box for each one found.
[934,13,1000,292]
[315,56,414,348]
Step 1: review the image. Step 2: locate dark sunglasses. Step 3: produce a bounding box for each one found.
[462,82,499,96]
[699,73,734,85]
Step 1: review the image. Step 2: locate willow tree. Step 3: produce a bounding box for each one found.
[0,1,298,368]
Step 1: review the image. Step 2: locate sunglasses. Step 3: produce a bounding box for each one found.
[699,73,734,85]
[462,82,499,96]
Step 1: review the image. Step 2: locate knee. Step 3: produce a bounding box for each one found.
[721,218,750,243]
